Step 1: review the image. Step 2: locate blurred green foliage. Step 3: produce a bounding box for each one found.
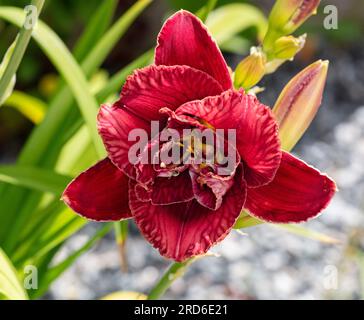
[0,0,109,86]
[0,0,362,91]
[0,0,152,299]
[167,0,246,12]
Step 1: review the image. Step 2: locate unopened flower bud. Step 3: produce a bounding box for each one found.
[273,60,329,151]
[234,48,266,90]
[273,34,306,60]
[270,0,320,34]
[263,0,320,51]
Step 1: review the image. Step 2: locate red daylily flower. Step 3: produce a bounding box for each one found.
[62,11,336,262]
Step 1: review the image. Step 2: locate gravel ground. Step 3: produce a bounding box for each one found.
[48,45,364,299]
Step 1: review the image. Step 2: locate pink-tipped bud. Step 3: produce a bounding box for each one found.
[263,0,320,51]
[270,0,320,34]
[273,60,329,151]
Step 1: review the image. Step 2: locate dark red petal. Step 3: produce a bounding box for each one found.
[155,10,232,90]
[162,107,207,131]
[235,94,281,187]
[176,89,244,130]
[134,130,190,186]
[121,65,223,122]
[135,170,194,205]
[98,104,149,179]
[190,170,235,210]
[134,183,151,202]
[245,152,337,223]
[129,165,246,261]
[176,90,282,187]
[62,158,131,221]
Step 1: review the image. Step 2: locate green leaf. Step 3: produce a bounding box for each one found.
[3,90,47,124]
[0,247,28,300]
[56,125,96,175]
[81,0,152,75]
[196,0,218,22]
[15,0,129,165]
[27,244,61,300]
[14,208,86,266]
[0,6,105,156]
[96,49,154,102]
[0,0,45,105]
[34,223,112,298]
[10,0,152,167]
[273,224,340,244]
[12,202,65,258]
[148,258,196,300]
[0,40,17,106]
[73,0,118,62]
[234,212,340,244]
[166,0,206,12]
[11,204,85,265]
[0,165,71,195]
[206,3,268,46]
[234,212,263,229]
[0,1,151,258]
[0,2,152,251]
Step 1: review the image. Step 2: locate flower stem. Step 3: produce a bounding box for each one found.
[0,0,45,102]
[147,258,196,300]
[114,220,129,272]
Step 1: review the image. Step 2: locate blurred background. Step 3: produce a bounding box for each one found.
[0,0,364,299]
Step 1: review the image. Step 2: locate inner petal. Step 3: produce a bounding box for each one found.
[133,106,241,209]
[190,169,235,210]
